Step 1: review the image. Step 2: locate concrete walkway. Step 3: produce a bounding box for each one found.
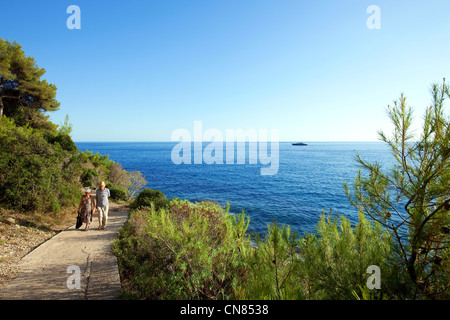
[0,202,129,300]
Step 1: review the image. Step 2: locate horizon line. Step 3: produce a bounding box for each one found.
[74,140,383,143]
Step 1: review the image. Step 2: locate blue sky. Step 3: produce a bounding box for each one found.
[1,0,449,142]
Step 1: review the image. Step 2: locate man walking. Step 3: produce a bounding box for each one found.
[96,181,110,230]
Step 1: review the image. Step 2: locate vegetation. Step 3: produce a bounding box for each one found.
[131,188,169,210]
[108,163,130,190]
[114,80,449,300]
[345,79,450,299]
[2,38,448,300]
[0,116,81,212]
[108,184,128,202]
[113,197,395,300]
[113,199,251,299]
[298,212,394,300]
[0,38,146,214]
[0,39,59,128]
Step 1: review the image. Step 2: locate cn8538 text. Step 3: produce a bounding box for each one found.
[224,304,269,315]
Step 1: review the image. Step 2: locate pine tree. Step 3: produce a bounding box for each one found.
[345,79,450,299]
[0,38,60,128]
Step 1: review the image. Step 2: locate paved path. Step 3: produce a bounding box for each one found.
[0,201,129,300]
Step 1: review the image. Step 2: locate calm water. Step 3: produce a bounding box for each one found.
[75,142,394,236]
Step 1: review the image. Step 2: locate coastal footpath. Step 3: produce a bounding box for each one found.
[0,201,128,300]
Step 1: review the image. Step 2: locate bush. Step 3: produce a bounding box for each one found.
[0,40,131,215]
[113,199,251,300]
[108,163,129,190]
[112,214,174,299]
[344,80,450,299]
[43,130,77,153]
[114,198,398,300]
[233,211,395,300]
[131,188,169,210]
[297,211,394,300]
[236,220,304,300]
[80,168,99,187]
[108,184,128,202]
[0,117,82,212]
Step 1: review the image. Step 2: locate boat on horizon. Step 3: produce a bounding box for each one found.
[292,142,308,146]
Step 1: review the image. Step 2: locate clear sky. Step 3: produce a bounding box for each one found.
[1,0,449,142]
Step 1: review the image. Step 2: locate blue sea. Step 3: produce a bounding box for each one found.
[75,142,395,237]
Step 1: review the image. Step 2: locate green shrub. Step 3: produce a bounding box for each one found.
[0,117,82,212]
[113,199,251,300]
[114,198,398,300]
[80,168,99,187]
[131,188,169,210]
[112,215,176,299]
[232,211,395,300]
[43,130,77,153]
[0,40,130,214]
[76,150,114,186]
[297,211,394,300]
[108,184,128,202]
[236,220,304,300]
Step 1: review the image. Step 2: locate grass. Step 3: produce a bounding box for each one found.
[0,206,79,232]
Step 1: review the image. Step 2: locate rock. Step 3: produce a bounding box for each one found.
[5,218,16,225]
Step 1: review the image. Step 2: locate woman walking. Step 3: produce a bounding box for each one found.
[78,188,95,231]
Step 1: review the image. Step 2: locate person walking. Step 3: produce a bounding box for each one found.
[78,188,95,231]
[96,181,110,230]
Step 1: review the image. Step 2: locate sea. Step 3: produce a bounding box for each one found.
[75,141,395,237]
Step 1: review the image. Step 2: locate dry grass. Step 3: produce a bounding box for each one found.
[0,206,79,288]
